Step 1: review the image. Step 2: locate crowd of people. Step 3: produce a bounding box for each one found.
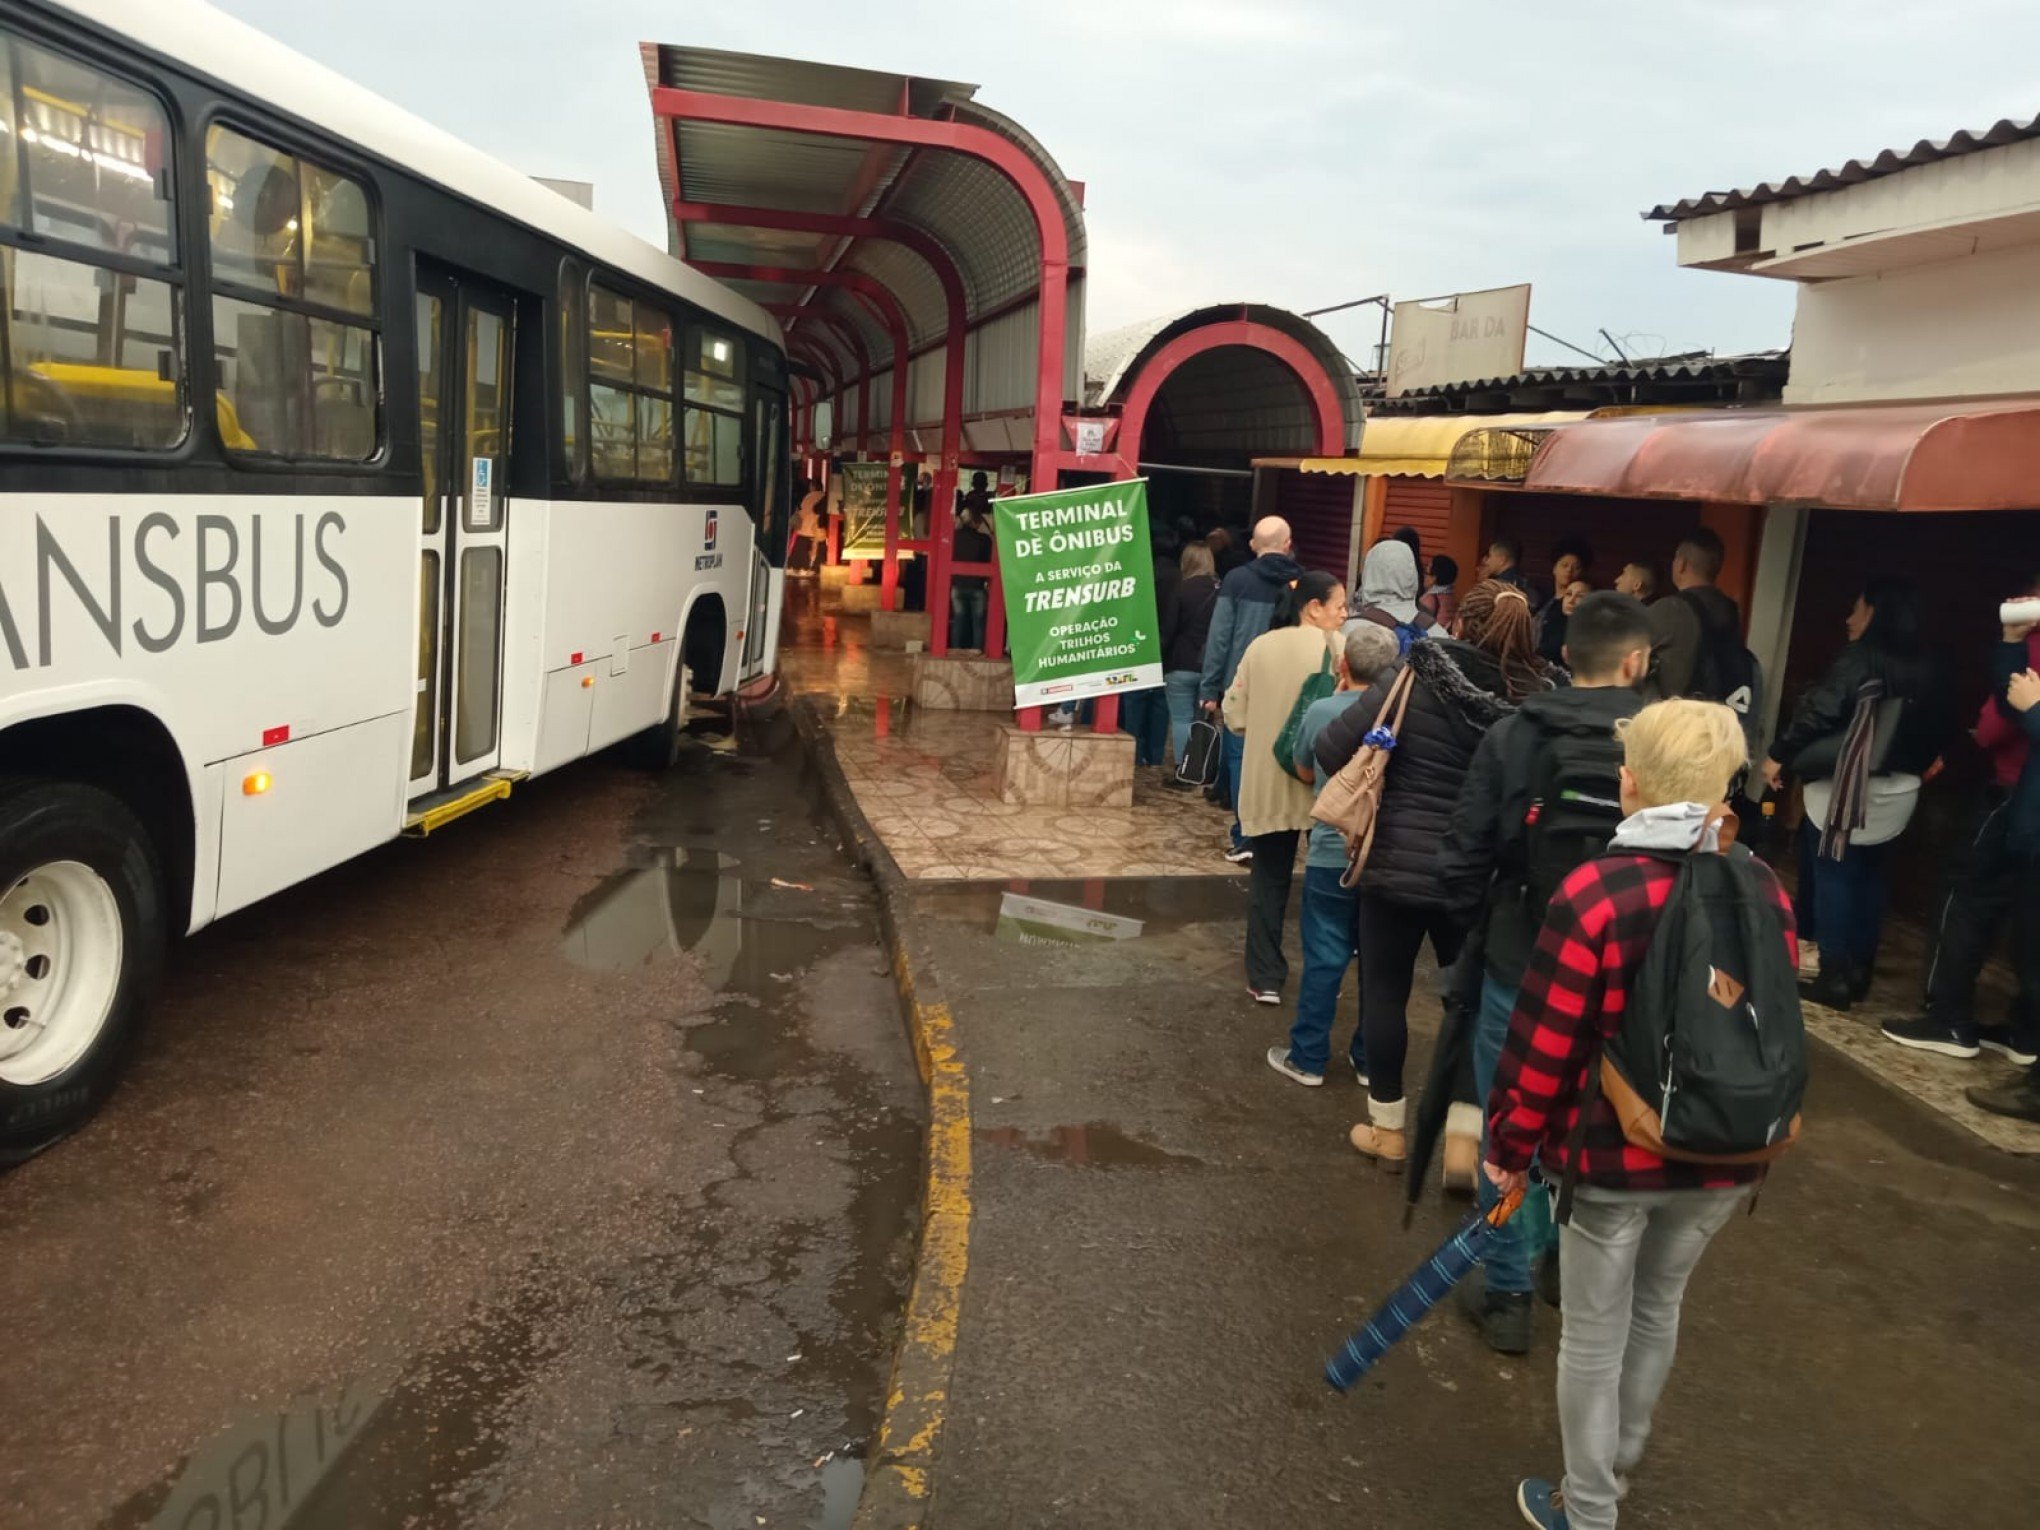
[1167,512,2040,1528]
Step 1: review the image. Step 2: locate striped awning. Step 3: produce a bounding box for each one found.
[1299,411,1589,479]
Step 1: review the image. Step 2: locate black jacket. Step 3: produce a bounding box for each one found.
[1772,640,1954,778]
[1315,638,1520,909]
[1199,552,1304,702]
[1167,572,1218,674]
[1437,685,1644,980]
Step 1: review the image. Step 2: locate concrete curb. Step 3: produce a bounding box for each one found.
[791,699,971,1529]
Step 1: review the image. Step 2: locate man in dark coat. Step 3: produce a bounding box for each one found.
[1199,516,1302,861]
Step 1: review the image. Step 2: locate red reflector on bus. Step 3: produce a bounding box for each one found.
[570,651,584,665]
[262,725,290,747]
[651,632,662,643]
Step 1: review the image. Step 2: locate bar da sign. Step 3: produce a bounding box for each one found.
[993,479,1162,709]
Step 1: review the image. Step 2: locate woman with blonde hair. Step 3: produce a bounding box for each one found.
[1314,579,1548,1168]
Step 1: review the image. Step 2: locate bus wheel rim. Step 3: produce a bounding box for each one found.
[0,860,124,1087]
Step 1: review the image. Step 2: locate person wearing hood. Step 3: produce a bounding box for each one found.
[1200,517,1304,861]
[1345,538,1426,658]
[1437,591,1653,1355]
[1315,580,1550,1169]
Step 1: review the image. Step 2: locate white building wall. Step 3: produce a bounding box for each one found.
[1785,240,2040,406]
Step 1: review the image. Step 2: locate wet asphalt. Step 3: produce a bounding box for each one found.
[0,715,921,1529]
[915,875,2040,1529]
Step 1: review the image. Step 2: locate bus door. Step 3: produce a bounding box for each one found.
[411,268,515,799]
[743,384,789,680]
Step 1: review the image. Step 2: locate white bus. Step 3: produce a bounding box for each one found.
[0,0,792,1156]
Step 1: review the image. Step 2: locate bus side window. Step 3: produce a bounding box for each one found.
[586,278,674,487]
[683,324,742,488]
[0,31,187,450]
[205,123,379,460]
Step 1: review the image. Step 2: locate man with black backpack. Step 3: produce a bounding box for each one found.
[1484,699,1804,1530]
[1646,528,1761,720]
[1439,592,1654,1355]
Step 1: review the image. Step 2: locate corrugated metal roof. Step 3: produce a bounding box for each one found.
[642,44,1087,426]
[1644,115,2040,222]
[1369,351,1788,413]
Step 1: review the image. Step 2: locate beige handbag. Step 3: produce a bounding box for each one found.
[1311,665,1417,889]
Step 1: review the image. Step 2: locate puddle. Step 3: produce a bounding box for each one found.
[811,1452,864,1530]
[977,1123,1204,1168]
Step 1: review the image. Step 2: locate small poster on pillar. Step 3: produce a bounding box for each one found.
[993,478,1163,709]
[838,461,893,560]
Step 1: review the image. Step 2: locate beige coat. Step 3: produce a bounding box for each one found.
[1223,624,1340,838]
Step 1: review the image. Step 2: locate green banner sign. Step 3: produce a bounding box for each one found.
[838,461,892,560]
[993,478,1163,709]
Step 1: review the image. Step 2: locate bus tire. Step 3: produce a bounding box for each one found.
[641,663,694,770]
[0,779,165,1163]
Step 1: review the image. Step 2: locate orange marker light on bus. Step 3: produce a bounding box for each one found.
[242,770,273,797]
[581,675,595,688]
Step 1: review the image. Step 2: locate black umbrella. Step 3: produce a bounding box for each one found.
[1403,925,1486,1227]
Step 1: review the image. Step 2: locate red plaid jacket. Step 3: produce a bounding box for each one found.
[1486,850,1798,1192]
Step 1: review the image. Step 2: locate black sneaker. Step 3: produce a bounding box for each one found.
[1977,1025,2040,1068]
[1456,1271,1533,1354]
[1966,1075,2040,1123]
[1798,963,1856,1012]
[1880,1016,1980,1059]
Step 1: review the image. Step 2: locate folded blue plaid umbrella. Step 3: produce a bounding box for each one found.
[1325,1188,1523,1393]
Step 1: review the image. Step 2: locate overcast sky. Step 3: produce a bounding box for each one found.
[215,0,2040,371]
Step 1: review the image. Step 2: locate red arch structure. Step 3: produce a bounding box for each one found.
[1114,319,1347,470]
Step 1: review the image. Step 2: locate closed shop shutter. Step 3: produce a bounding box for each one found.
[1277,468,1359,579]
[1379,479,1454,572]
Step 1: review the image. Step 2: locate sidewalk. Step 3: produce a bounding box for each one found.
[887,872,2040,1527]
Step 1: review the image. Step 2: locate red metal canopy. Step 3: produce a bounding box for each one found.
[1524,399,2040,511]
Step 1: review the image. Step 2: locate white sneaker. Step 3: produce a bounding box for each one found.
[1266,1046,1324,1087]
[1223,845,1254,864]
[1247,987,1281,1005]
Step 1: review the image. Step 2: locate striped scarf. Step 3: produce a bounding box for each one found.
[1820,677,1885,860]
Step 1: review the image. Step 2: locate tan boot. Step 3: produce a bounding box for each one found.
[1441,1102,1482,1195]
[1348,1095,1407,1173]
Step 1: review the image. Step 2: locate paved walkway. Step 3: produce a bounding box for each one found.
[781,590,1239,882]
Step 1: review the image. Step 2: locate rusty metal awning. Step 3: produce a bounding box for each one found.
[1522,399,2040,512]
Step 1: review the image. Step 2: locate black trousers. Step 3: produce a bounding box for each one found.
[1357,893,1466,1104]
[1245,830,1301,992]
[1924,800,2040,1037]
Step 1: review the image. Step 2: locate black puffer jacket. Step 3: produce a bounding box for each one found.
[1315,638,1521,909]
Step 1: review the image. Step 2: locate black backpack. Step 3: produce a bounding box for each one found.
[1600,845,1806,1165]
[1678,589,1766,745]
[1519,718,1628,913]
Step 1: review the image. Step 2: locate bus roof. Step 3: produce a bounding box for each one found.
[53,0,783,347]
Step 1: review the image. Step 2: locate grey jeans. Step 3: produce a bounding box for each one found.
[1557,1183,1750,1530]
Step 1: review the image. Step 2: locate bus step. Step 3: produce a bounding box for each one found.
[403,770,528,837]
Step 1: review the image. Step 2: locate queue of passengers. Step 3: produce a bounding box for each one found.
[1187,513,2040,1528]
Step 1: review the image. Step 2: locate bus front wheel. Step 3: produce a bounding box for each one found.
[0,780,164,1163]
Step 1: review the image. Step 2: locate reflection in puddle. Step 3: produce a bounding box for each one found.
[978,1123,1203,1168]
[559,848,746,983]
[812,1453,864,1530]
[994,892,1144,946]
[139,1378,384,1529]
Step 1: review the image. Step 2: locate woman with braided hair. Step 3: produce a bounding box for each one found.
[1313,579,1551,1169]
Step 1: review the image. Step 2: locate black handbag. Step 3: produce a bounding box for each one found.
[1178,717,1223,788]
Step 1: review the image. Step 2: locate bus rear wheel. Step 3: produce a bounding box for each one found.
[0,780,164,1162]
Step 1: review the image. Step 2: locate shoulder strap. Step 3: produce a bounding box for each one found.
[1380,664,1418,739]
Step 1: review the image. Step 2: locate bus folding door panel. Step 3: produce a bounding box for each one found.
[532,661,599,777]
[214,712,410,918]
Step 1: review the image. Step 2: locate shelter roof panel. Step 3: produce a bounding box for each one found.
[844,240,948,350]
[1645,115,2040,222]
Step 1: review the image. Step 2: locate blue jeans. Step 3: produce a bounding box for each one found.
[949,578,988,651]
[1119,686,1169,766]
[1801,819,1890,970]
[1476,974,1535,1294]
[1221,729,1246,850]
[1286,866,1365,1076]
[1164,670,1201,765]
